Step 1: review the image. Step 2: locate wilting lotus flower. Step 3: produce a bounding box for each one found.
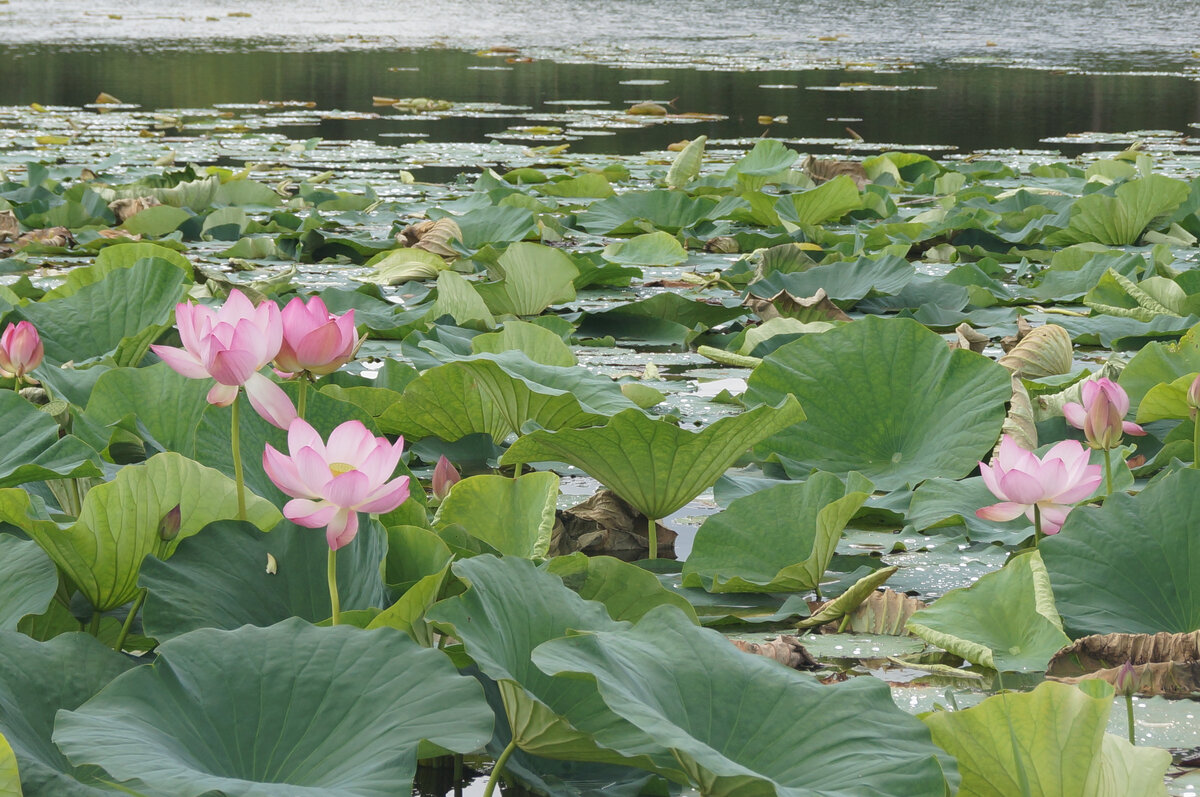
[274,296,361,377]
[977,435,1102,534]
[1062,377,1144,450]
[150,290,296,429]
[0,321,44,381]
[431,455,461,502]
[263,418,410,550]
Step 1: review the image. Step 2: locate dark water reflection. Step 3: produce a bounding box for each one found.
[3,46,1199,157]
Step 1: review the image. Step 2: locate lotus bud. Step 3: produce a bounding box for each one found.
[158,504,182,541]
[1188,373,1200,419]
[0,321,44,381]
[432,455,461,502]
[1062,377,1144,450]
[1114,660,1136,696]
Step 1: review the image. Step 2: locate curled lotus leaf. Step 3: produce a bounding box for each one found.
[397,217,462,259]
[743,287,851,322]
[1048,631,1200,696]
[997,323,1072,378]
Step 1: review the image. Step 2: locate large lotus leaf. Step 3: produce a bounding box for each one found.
[745,315,1011,490]
[542,553,699,623]
[43,242,191,301]
[356,247,450,285]
[906,551,1070,672]
[433,271,496,329]
[0,732,17,797]
[475,242,578,317]
[0,632,135,796]
[727,139,799,189]
[1046,175,1190,246]
[471,320,576,366]
[906,477,1030,544]
[54,620,494,797]
[501,396,805,521]
[534,605,955,797]
[449,205,537,249]
[1120,321,1200,414]
[0,390,101,488]
[0,453,281,611]
[140,520,389,641]
[13,258,186,367]
[426,556,676,772]
[576,292,747,345]
[1041,467,1200,636]
[192,388,377,506]
[922,680,1170,797]
[84,363,211,455]
[576,190,720,234]
[1084,269,1186,321]
[434,472,558,558]
[775,175,863,226]
[682,471,872,593]
[377,357,619,443]
[748,254,914,305]
[601,231,687,266]
[0,536,57,632]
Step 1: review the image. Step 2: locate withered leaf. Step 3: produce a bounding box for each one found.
[396,218,462,260]
[730,635,822,670]
[997,322,1071,378]
[802,154,869,190]
[817,588,926,635]
[108,195,162,223]
[14,227,75,249]
[744,287,852,323]
[552,489,675,561]
[0,210,18,242]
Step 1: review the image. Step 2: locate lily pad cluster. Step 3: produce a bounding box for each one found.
[0,118,1199,796]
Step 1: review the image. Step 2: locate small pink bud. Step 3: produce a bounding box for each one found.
[1114,660,1136,696]
[1062,377,1144,450]
[158,504,182,541]
[0,321,44,380]
[432,455,461,501]
[1188,374,1200,417]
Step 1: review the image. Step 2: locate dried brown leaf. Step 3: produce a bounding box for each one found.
[14,227,74,249]
[1048,631,1200,674]
[802,154,869,189]
[950,322,989,353]
[552,489,675,561]
[730,635,822,670]
[744,287,852,323]
[108,195,162,223]
[397,218,462,261]
[1050,662,1200,697]
[704,236,738,254]
[817,588,926,635]
[999,315,1034,353]
[0,210,18,242]
[627,102,668,116]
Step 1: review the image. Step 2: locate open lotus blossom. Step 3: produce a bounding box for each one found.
[274,295,361,377]
[976,435,1102,534]
[150,289,296,429]
[263,418,410,550]
[0,321,44,381]
[1062,377,1145,450]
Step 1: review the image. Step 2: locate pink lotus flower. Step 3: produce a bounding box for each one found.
[0,321,44,380]
[150,290,296,429]
[263,418,410,550]
[1062,377,1145,449]
[274,296,361,377]
[976,435,1102,534]
[431,455,461,501]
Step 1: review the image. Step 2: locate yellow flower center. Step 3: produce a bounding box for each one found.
[329,462,355,476]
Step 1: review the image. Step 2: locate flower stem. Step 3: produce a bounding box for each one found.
[483,739,518,797]
[1102,447,1114,498]
[297,377,308,421]
[327,547,341,626]
[88,610,102,637]
[647,514,657,560]
[1032,504,1042,548]
[1125,692,1136,745]
[1193,413,1200,469]
[114,589,147,652]
[231,397,246,522]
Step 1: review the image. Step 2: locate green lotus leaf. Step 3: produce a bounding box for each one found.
[542,553,699,623]
[745,315,1011,490]
[906,551,1071,672]
[796,565,899,629]
[775,174,863,226]
[212,178,282,207]
[12,258,186,367]
[1084,269,1186,321]
[727,139,799,190]
[1135,372,1195,422]
[533,604,955,797]
[601,231,687,266]
[536,172,613,198]
[119,205,192,236]
[748,253,914,304]
[665,134,706,189]
[0,390,101,488]
[922,680,1171,797]
[84,363,210,455]
[1121,321,1200,415]
[433,271,496,329]
[43,242,191,301]
[576,292,747,345]
[435,472,558,558]
[0,631,135,796]
[448,205,537,248]
[576,190,721,235]
[427,556,676,772]
[377,356,627,443]
[682,471,872,593]
[475,242,578,317]
[0,453,281,611]
[906,477,1030,544]
[471,319,576,366]
[501,396,804,522]
[1046,174,1191,246]
[357,247,450,285]
[53,620,494,797]
[383,524,452,591]
[0,536,57,632]
[140,520,389,641]
[0,731,18,797]
[1041,467,1200,636]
